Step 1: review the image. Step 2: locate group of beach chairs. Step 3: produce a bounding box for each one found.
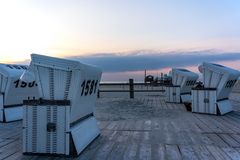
[0,53,239,156]
[165,62,240,115]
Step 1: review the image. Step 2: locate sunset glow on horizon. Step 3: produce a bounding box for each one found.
[1,0,240,63]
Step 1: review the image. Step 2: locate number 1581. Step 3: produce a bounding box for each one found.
[81,80,98,96]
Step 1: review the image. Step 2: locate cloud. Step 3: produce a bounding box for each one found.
[70,51,240,72]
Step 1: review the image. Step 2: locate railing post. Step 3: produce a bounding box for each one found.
[97,90,100,98]
[129,79,134,98]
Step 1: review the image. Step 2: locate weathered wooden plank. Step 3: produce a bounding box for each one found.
[165,144,182,160]
[218,134,240,147]
[206,116,235,134]
[108,130,118,141]
[195,114,222,133]
[177,132,193,145]
[131,131,141,144]
[222,115,240,133]
[192,145,215,160]
[31,156,61,160]
[98,121,110,130]
[0,130,21,139]
[225,113,240,126]
[198,134,214,145]
[170,121,181,132]
[178,145,198,160]
[231,134,240,144]
[5,153,35,160]
[0,139,21,159]
[186,132,202,145]
[143,120,152,131]
[138,143,151,160]
[0,138,19,148]
[206,146,231,160]
[142,131,150,144]
[190,114,212,133]
[76,133,106,160]
[123,121,135,131]
[206,134,229,147]
[107,143,126,160]
[91,141,115,160]
[106,121,118,130]
[162,129,176,144]
[212,116,240,134]
[221,147,240,160]
[134,120,144,131]
[184,114,202,133]
[123,143,138,160]
[117,131,131,143]
[152,120,161,130]
[152,144,166,160]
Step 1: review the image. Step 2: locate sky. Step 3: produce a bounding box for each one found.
[1,0,240,81]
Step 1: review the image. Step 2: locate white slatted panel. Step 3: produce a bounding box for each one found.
[209,91,217,114]
[53,69,69,100]
[165,86,181,103]
[71,117,100,154]
[0,94,3,121]
[37,66,51,99]
[35,106,47,153]
[191,90,217,114]
[23,105,69,154]
[176,75,184,86]
[0,76,7,93]
[210,72,221,88]
[204,69,212,88]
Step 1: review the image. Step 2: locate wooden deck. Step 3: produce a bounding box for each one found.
[2,93,240,160]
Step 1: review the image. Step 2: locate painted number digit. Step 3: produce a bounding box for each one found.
[81,80,86,96]
[21,81,27,88]
[89,80,95,95]
[94,80,98,93]
[28,81,35,87]
[14,79,20,88]
[85,80,91,96]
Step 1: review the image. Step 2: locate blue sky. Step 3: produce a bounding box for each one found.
[0,0,240,81]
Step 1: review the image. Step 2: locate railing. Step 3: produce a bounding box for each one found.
[98,79,165,98]
[98,79,240,98]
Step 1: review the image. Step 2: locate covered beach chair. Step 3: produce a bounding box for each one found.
[0,64,39,122]
[192,62,240,115]
[165,68,198,103]
[22,54,102,156]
